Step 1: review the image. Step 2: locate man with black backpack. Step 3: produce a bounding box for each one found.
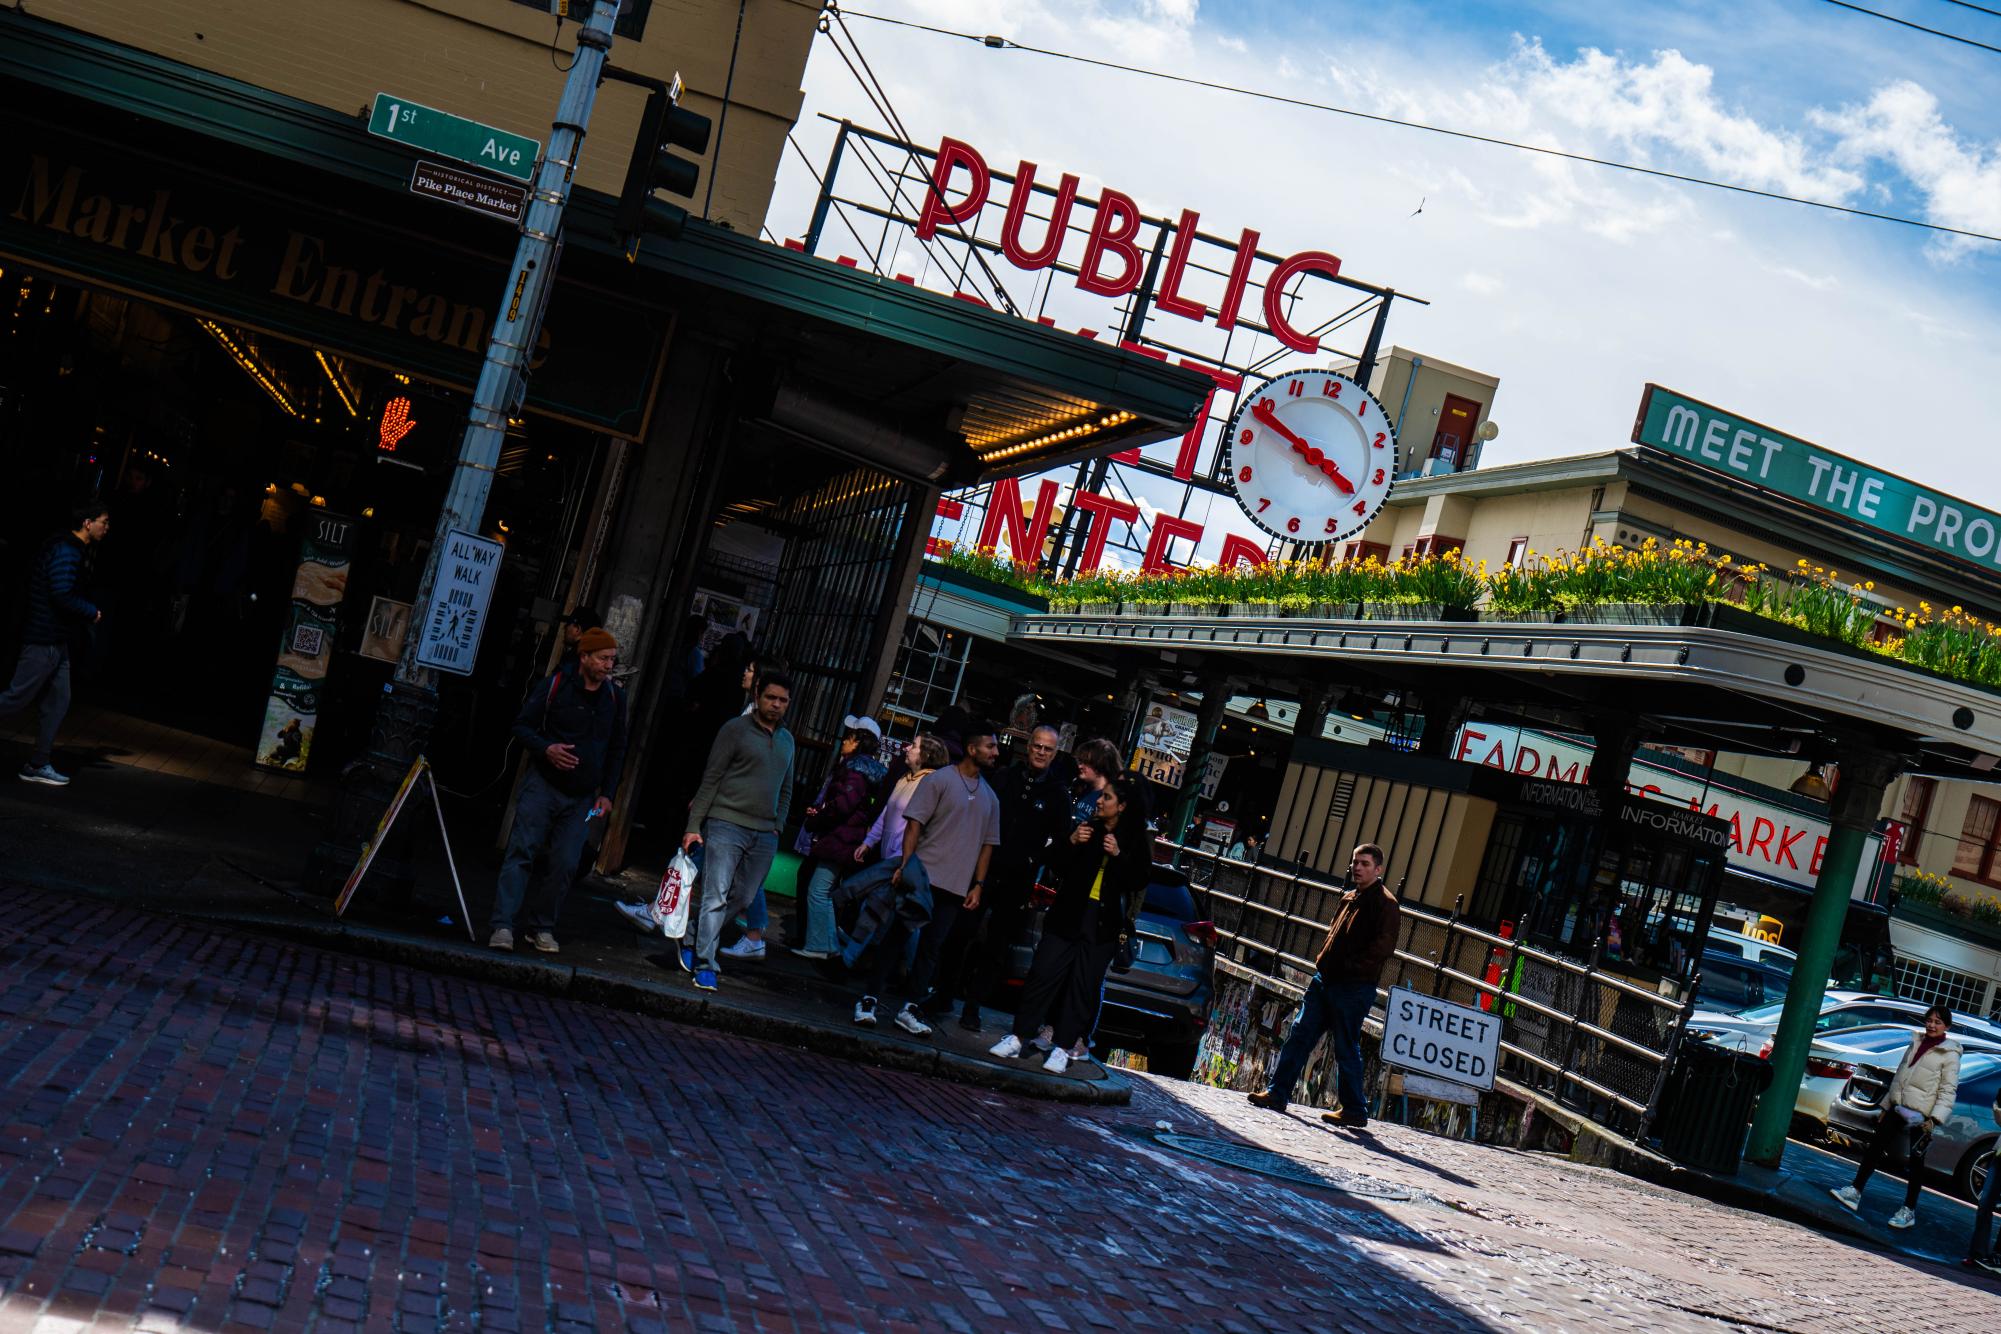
[489,627,626,953]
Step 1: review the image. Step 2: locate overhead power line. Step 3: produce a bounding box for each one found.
[836,7,2001,247]
[1937,0,2001,20]
[1815,0,2001,52]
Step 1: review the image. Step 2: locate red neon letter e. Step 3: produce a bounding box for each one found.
[1142,515,1205,572]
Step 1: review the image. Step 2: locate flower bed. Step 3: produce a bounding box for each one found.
[1012,537,2001,695]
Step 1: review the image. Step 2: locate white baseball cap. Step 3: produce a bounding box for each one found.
[844,714,883,742]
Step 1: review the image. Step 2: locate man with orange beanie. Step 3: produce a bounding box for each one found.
[490,626,626,953]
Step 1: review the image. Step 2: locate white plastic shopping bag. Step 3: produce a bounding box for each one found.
[654,848,697,940]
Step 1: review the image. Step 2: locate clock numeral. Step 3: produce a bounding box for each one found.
[1286,379,1305,398]
[1352,500,1368,516]
[1237,465,1254,483]
[1257,496,1272,513]
[1356,399,1367,421]
[1240,428,1254,445]
[1373,432,1388,449]
[1324,517,1339,534]
[1286,516,1301,533]
[1322,379,1341,398]
[1372,467,1385,485]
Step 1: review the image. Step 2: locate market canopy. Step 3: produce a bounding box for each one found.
[1013,610,2001,781]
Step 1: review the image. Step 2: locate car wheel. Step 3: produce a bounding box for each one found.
[1954,1136,1997,1203]
[1149,1040,1199,1081]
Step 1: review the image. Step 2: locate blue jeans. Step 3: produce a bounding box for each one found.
[1969,1144,2001,1260]
[1264,976,1376,1114]
[694,819,777,970]
[491,769,592,933]
[803,862,840,953]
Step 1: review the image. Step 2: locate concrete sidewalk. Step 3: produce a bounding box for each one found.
[0,752,1127,1106]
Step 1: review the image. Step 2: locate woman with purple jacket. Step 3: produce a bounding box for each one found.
[792,715,889,958]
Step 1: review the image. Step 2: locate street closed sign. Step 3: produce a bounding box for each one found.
[1382,987,1500,1092]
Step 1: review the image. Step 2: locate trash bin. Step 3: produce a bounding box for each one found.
[1653,1041,1775,1173]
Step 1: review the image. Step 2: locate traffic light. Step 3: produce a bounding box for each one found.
[613,76,711,257]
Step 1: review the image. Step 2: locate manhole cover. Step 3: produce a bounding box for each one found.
[1151,1132,1418,1201]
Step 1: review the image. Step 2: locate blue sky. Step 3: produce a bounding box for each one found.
[771,0,2001,561]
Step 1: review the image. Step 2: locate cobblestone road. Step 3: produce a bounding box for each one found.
[0,887,1994,1332]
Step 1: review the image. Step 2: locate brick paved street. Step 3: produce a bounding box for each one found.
[0,886,1995,1333]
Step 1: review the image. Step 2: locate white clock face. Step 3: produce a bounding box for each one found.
[1223,370,1397,544]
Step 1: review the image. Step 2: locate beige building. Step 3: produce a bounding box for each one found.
[23,0,817,234]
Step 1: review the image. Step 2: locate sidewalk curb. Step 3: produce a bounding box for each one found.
[186,908,1131,1107]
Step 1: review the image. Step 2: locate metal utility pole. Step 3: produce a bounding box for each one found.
[394,0,625,688]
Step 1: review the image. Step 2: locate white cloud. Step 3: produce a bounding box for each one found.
[1461,272,1505,296]
[1812,81,2001,260]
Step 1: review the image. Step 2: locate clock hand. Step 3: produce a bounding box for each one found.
[1250,398,1310,451]
[1320,461,1356,495]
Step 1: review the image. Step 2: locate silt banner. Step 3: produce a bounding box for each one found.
[256,511,357,771]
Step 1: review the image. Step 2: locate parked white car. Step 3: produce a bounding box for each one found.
[1689,991,2001,1054]
[1703,930,1799,974]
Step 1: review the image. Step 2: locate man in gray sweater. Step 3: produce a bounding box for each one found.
[680,672,795,991]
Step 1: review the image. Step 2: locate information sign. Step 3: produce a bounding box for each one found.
[409,160,527,223]
[415,529,503,675]
[368,93,539,183]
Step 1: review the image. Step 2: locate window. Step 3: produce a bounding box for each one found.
[881,618,970,739]
[1342,540,1390,564]
[1897,777,1936,865]
[1953,794,2001,881]
[510,0,653,39]
[1894,955,1989,1015]
[1505,537,1529,569]
[1412,534,1466,558]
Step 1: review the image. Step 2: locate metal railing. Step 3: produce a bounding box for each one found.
[1173,843,1700,1139]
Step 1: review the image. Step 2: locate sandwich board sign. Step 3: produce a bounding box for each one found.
[1381,986,1500,1093]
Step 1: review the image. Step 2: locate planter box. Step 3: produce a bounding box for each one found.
[1166,602,1226,618]
[920,559,1049,612]
[1479,609,1562,624]
[1896,896,2001,951]
[1561,602,1700,626]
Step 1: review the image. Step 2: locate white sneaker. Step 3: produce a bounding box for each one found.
[1829,1185,1861,1212]
[1889,1206,1917,1229]
[720,937,766,961]
[1042,1046,1070,1074]
[613,901,658,933]
[854,997,878,1026]
[989,1034,1023,1059]
[894,1004,933,1036]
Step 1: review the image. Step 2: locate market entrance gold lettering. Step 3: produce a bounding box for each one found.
[272,232,487,353]
[11,156,245,279]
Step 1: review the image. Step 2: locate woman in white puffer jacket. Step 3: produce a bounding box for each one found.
[1830,1003,1962,1230]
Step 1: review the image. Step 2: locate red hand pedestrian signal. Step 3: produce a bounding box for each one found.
[379,396,417,451]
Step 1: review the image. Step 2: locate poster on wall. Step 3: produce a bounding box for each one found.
[1131,698,1199,788]
[358,596,412,664]
[690,588,761,654]
[256,511,356,772]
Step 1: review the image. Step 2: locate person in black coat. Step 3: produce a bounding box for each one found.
[988,771,1151,1074]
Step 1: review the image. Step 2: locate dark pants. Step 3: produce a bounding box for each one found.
[491,769,592,933]
[866,889,963,1005]
[0,644,70,766]
[1013,907,1118,1050]
[955,884,1033,1017]
[1264,976,1376,1116]
[1969,1136,2001,1260]
[1854,1111,1929,1210]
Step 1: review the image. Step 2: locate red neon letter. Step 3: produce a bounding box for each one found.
[1262,250,1343,353]
[1070,490,1141,571]
[1215,227,1261,330]
[1154,208,1207,321]
[1075,188,1143,297]
[999,162,1079,270]
[1218,532,1268,569]
[916,137,990,241]
[1142,515,1205,572]
[1174,361,1240,481]
[976,476,1061,563]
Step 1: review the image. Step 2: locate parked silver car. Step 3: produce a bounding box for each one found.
[1754,1024,1999,1138]
[1826,1050,2001,1200]
[1690,991,2001,1054]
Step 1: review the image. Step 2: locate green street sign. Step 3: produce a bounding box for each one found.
[368,93,539,183]
[1633,384,2001,575]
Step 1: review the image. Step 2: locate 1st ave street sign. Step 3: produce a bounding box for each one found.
[369,94,539,183]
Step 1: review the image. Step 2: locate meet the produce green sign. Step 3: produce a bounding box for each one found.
[1632,384,2001,573]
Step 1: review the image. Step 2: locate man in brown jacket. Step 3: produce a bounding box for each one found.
[1248,844,1400,1125]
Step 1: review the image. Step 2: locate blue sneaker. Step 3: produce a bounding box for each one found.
[678,946,694,974]
[694,968,718,992]
[18,763,69,787]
